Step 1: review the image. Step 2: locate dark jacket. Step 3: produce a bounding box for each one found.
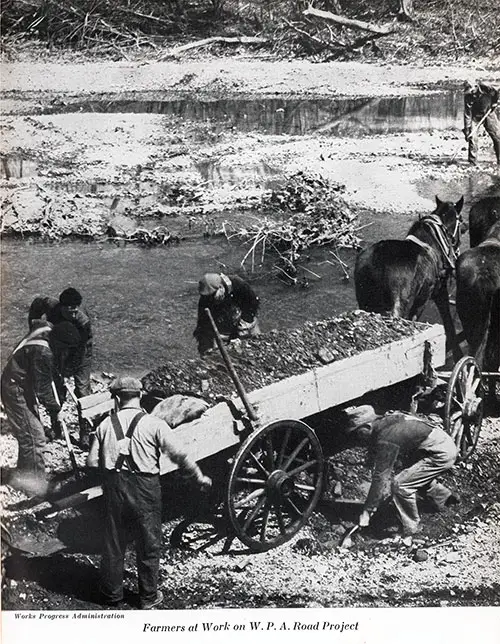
[28,296,93,346]
[1,329,61,413]
[363,413,436,512]
[464,82,499,129]
[194,275,260,353]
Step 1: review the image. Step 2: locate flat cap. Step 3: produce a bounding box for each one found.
[344,404,379,432]
[109,376,143,394]
[59,287,83,307]
[198,273,223,296]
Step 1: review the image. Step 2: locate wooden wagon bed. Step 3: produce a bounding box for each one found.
[159,321,445,474]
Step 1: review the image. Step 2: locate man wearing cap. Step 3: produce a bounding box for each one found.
[87,376,211,609]
[463,79,500,165]
[28,287,93,399]
[194,272,260,355]
[344,405,458,542]
[1,320,81,497]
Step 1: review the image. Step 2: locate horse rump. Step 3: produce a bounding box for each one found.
[469,196,500,247]
[456,245,500,372]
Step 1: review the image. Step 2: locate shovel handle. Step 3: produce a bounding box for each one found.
[204,308,258,422]
[60,418,81,479]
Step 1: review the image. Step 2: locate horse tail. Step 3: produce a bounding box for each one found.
[473,293,493,369]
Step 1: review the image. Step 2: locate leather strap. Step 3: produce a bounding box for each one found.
[111,411,146,471]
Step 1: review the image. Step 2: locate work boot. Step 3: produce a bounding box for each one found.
[140,590,164,610]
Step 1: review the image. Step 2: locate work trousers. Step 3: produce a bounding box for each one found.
[100,470,162,605]
[391,427,457,536]
[468,111,500,164]
[69,343,92,398]
[1,379,47,492]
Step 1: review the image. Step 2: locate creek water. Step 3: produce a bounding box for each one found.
[2,90,500,377]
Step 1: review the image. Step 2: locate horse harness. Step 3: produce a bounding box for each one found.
[480,238,500,249]
[405,214,461,272]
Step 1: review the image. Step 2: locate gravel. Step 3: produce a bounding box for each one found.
[143,310,429,402]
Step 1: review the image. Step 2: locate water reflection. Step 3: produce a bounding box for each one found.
[0,238,359,376]
[39,92,464,137]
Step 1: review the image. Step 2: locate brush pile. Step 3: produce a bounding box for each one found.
[1,0,176,51]
[224,171,360,271]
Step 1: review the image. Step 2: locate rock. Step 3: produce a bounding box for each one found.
[413,549,429,562]
[233,558,251,572]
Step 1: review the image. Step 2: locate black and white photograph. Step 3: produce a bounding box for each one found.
[1,0,499,641]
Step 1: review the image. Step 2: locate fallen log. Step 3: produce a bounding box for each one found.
[159,36,268,60]
[302,6,395,36]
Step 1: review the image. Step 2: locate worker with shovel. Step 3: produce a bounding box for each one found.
[342,406,459,546]
[463,79,499,166]
[28,287,93,399]
[194,272,261,355]
[1,320,81,497]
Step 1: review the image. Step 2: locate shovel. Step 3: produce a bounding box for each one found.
[339,524,360,548]
[448,107,493,164]
[204,308,258,422]
[59,417,81,479]
[50,380,81,479]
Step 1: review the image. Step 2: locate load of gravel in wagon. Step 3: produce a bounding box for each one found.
[142,310,432,404]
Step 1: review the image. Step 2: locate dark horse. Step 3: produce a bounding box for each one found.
[354,196,465,359]
[469,196,500,247]
[456,219,500,396]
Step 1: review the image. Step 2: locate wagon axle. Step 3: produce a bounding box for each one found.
[266,469,295,500]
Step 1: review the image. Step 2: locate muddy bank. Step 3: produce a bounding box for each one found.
[1,56,500,241]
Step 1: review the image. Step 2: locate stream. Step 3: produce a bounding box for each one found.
[2,89,500,377]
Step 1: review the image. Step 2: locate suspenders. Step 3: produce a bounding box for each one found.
[110,411,146,472]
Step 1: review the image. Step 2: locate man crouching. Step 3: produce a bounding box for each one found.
[344,405,458,544]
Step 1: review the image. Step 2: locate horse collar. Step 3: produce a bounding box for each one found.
[481,238,500,248]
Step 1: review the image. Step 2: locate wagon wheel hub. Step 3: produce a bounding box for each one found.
[266,469,294,499]
[464,395,482,419]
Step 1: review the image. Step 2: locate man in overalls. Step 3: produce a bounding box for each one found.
[463,79,500,165]
[87,376,211,609]
[1,320,81,496]
[194,272,261,355]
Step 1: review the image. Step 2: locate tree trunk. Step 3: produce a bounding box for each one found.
[302,6,394,35]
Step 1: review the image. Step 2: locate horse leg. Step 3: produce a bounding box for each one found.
[433,285,462,361]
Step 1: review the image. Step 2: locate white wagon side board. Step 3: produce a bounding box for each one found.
[159,323,446,474]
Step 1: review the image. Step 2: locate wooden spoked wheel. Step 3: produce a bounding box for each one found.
[444,356,484,461]
[226,420,325,552]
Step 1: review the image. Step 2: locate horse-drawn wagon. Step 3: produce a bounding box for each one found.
[30,310,473,554]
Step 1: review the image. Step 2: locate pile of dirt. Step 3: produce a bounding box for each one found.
[143,310,430,402]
